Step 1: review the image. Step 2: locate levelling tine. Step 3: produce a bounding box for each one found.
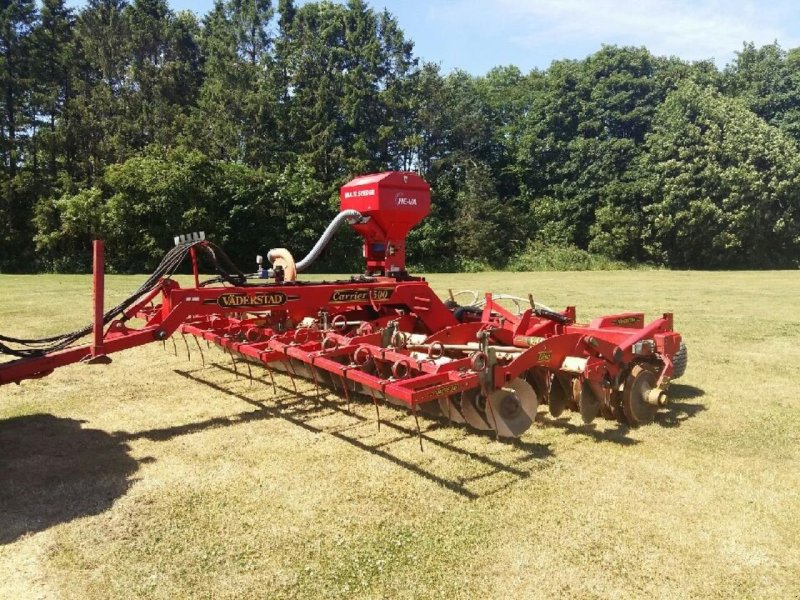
[309,361,321,401]
[242,353,253,386]
[192,335,205,367]
[339,374,351,413]
[180,333,191,362]
[483,391,500,441]
[368,387,381,431]
[328,370,340,396]
[281,359,298,393]
[446,395,453,425]
[161,339,166,352]
[227,347,239,379]
[412,404,424,452]
[288,357,300,378]
[262,361,277,395]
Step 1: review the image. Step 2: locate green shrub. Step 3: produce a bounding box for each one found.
[457,258,495,273]
[507,242,632,271]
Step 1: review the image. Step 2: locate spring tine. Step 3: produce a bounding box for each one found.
[412,404,424,452]
[263,361,277,395]
[243,354,253,387]
[170,336,178,356]
[193,335,205,367]
[162,339,166,352]
[227,347,239,379]
[288,358,299,377]
[446,395,453,425]
[311,367,320,401]
[339,374,351,413]
[368,387,382,431]
[328,370,339,394]
[180,333,191,362]
[483,391,500,441]
[206,339,210,349]
[309,363,321,401]
[281,359,298,393]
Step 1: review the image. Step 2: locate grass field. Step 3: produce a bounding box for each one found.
[1,270,799,599]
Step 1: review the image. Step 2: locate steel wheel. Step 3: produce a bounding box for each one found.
[622,365,658,427]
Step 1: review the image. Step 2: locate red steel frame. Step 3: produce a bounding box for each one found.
[0,240,680,412]
[0,170,681,428]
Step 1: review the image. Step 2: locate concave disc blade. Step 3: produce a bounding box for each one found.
[578,379,601,424]
[438,394,466,423]
[289,358,312,379]
[599,389,616,420]
[610,388,626,423]
[417,399,442,418]
[569,377,581,411]
[460,391,492,431]
[485,378,539,438]
[526,368,550,406]
[549,373,571,417]
[622,365,658,427]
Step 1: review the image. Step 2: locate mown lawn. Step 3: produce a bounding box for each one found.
[1,270,799,599]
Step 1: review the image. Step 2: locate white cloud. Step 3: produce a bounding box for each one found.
[428,0,800,67]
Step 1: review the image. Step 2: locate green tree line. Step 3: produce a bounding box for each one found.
[1,0,799,272]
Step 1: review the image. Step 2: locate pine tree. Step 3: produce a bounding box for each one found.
[0,0,36,178]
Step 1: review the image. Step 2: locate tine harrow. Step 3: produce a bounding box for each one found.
[0,172,687,440]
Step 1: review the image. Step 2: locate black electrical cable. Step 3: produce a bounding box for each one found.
[206,244,248,284]
[199,244,247,286]
[0,238,269,359]
[197,243,279,288]
[0,240,200,358]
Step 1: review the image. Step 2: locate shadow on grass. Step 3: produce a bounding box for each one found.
[0,414,139,545]
[0,372,546,543]
[543,416,641,445]
[158,366,553,501]
[0,370,703,543]
[537,383,707,443]
[655,383,707,428]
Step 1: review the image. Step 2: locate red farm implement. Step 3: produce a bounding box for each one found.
[0,171,687,442]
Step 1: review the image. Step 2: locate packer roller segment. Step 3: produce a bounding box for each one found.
[0,171,686,441]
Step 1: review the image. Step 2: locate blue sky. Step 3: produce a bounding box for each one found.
[69,0,800,74]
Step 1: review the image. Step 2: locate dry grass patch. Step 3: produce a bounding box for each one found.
[1,270,799,599]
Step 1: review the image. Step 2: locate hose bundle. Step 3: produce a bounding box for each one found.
[0,239,249,358]
[1,210,365,358]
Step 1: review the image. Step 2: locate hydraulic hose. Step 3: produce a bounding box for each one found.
[268,209,363,273]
